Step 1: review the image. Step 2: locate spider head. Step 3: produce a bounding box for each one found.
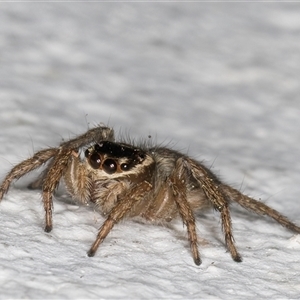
[85,141,154,178]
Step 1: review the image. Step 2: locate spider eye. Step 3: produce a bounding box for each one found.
[103,159,117,174]
[85,149,90,158]
[120,163,129,171]
[89,153,101,169]
[94,143,102,152]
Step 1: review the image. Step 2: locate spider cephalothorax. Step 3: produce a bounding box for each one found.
[85,141,147,172]
[0,125,299,265]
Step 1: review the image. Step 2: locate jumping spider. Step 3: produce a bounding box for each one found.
[0,125,299,265]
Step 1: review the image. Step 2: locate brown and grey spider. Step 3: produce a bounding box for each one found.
[0,125,299,265]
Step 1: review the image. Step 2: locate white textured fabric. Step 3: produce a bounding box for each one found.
[0,3,300,299]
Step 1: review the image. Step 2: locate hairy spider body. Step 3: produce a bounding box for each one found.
[0,125,299,265]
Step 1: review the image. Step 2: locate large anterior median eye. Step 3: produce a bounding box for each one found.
[89,153,101,169]
[103,159,117,174]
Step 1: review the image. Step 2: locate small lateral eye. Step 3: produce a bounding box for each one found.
[120,163,129,171]
[94,143,102,152]
[89,153,101,169]
[85,149,91,158]
[103,159,117,174]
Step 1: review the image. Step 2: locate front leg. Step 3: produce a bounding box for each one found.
[87,180,152,257]
[28,126,114,191]
[0,148,58,200]
[60,125,114,149]
[42,149,73,232]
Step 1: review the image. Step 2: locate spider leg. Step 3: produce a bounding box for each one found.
[87,180,152,257]
[42,149,73,232]
[0,148,58,200]
[27,126,114,191]
[187,159,242,262]
[169,158,201,265]
[221,185,300,234]
[1,126,115,231]
[60,125,114,149]
[220,202,242,262]
[27,163,53,190]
